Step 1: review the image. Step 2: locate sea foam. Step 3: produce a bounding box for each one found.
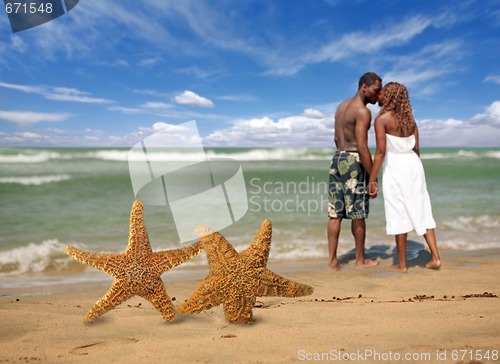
[0,174,71,185]
[441,215,500,232]
[0,151,62,163]
[0,239,70,276]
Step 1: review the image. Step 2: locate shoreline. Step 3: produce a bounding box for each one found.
[1,248,499,363]
[1,247,500,297]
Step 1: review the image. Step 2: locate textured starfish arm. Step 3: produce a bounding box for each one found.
[176,275,224,314]
[65,245,124,274]
[85,281,134,322]
[254,270,314,298]
[196,226,240,274]
[152,241,203,272]
[125,200,153,256]
[142,281,176,322]
[223,287,256,324]
[239,219,272,268]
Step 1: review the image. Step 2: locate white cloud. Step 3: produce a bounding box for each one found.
[415,101,500,146]
[2,102,500,147]
[417,123,500,147]
[203,109,332,146]
[202,103,500,147]
[1,0,176,63]
[108,101,224,121]
[133,89,170,98]
[469,101,500,127]
[419,118,468,130]
[17,132,42,139]
[139,102,173,110]
[312,16,434,64]
[0,111,72,126]
[173,91,215,108]
[137,57,164,68]
[381,40,463,96]
[0,81,114,104]
[218,94,257,102]
[303,108,325,119]
[9,35,27,53]
[265,14,454,76]
[0,81,45,94]
[175,66,225,79]
[484,75,500,84]
[0,130,60,145]
[107,106,145,114]
[46,87,113,104]
[149,121,195,133]
[0,0,471,82]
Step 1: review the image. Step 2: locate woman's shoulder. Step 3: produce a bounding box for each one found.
[375,111,402,135]
[375,110,395,126]
[376,110,395,119]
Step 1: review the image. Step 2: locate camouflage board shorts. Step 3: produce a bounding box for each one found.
[328,151,369,220]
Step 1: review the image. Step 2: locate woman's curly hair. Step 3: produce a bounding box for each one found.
[380,82,415,136]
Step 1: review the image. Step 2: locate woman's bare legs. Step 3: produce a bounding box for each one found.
[423,229,442,269]
[393,233,408,272]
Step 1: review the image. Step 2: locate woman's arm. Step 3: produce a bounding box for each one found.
[369,114,387,197]
[413,124,420,157]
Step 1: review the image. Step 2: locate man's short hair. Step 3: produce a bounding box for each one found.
[358,72,382,90]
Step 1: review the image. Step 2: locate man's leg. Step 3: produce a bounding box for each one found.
[327,218,342,270]
[351,219,379,268]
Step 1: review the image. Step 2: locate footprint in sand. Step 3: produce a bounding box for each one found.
[70,338,139,356]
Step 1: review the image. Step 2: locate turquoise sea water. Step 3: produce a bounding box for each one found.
[1,147,499,290]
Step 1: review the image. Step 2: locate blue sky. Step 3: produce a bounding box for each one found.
[1,0,500,148]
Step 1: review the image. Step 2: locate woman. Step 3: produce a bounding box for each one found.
[369,82,441,272]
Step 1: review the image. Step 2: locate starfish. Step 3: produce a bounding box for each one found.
[65,200,202,322]
[176,219,314,324]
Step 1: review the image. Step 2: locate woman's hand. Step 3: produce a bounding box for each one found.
[368,181,378,199]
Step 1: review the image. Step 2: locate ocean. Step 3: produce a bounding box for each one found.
[1,147,499,292]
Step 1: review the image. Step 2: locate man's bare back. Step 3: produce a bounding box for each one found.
[334,97,369,152]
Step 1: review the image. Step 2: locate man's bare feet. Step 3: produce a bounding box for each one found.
[425,259,442,269]
[355,259,379,269]
[391,264,408,273]
[328,259,344,271]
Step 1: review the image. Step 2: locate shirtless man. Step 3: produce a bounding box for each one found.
[327,72,382,269]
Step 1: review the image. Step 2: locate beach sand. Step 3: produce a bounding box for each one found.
[1,249,499,364]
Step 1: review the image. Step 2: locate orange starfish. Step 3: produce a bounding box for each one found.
[176,220,314,324]
[66,200,202,322]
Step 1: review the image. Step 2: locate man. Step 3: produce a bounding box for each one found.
[328,72,381,270]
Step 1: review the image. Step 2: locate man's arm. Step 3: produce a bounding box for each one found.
[354,108,373,175]
[334,104,344,150]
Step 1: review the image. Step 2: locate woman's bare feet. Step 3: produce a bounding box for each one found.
[425,259,442,269]
[391,264,408,273]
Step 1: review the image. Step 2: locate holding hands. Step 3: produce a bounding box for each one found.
[368,181,378,199]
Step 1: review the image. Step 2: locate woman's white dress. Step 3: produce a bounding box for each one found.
[382,134,436,235]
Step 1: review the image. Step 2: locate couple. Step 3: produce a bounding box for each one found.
[327,72,442,272]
